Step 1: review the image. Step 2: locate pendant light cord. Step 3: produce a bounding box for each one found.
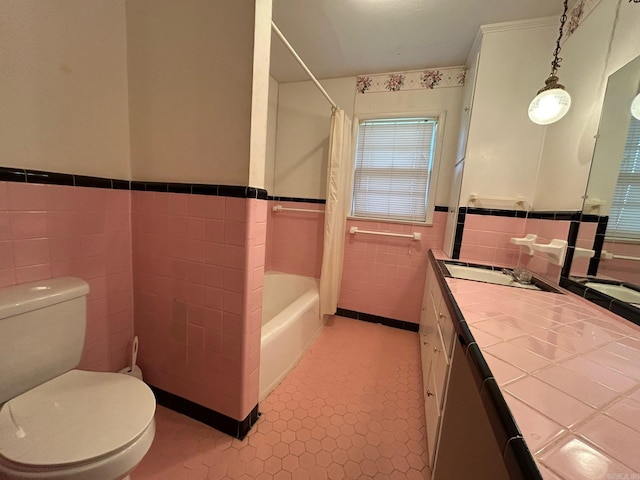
[550,0,569,77]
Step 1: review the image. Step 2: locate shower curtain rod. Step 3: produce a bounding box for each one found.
[271,21,338,110]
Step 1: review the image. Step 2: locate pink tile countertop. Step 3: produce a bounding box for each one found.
[445,272,640,479]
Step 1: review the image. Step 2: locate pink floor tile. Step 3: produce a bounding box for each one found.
[504,377,594,428]
[502,394,566,455]
[539,435,635,480]
[132,316,430,479]
[576,415,640,472]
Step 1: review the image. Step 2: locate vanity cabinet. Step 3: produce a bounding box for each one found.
[420,258,512,479]
[419,263,456,467]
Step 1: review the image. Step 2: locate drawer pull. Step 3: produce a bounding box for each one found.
[433,346,440,353]
[426,389,435,397]
[437,323,450,366]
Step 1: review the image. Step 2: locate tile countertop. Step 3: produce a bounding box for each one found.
[445,274,640,479]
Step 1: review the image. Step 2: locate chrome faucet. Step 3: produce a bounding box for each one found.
[501,268,517,281]
[502,268,532,284]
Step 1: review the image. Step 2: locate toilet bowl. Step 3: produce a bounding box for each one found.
[0,278,156,480]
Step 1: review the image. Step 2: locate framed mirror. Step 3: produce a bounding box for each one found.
[562,54,640,324]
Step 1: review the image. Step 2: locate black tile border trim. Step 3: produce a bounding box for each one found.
[587,216,609,276]
[452,209,466,260]
[462,207,528,218]
[561,221,581,278]
[267,196,326,204]
[460,206,582,221]
[0,166,269,200]
[335,308,419,332]
[150,385,260,440]
[504,437,543,480]
[560,277,640,327]
[434,205,448,212]
[428,250,542,479]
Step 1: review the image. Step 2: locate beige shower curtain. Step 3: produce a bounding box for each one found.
[319,109,353,317]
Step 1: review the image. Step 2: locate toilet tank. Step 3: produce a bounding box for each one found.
[0,277,89,404]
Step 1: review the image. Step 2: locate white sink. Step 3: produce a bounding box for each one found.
[584,282,640,306]
[445,264,540,290]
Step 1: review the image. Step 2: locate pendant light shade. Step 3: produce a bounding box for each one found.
[528,76,572,125]
[632,93,640,121]
[529,0,571,126]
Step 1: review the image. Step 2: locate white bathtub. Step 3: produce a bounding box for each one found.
[259,272,322,400]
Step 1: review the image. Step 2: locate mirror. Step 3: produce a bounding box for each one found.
[564,54,640,323]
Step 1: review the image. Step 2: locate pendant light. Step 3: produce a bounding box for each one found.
[632,93,640,121]
[528,0,571,125]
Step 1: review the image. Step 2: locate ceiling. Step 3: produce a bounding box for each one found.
[270,0,565,83]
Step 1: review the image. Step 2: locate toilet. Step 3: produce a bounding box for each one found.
[0,277,156,480]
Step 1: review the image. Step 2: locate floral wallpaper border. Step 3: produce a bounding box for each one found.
[355,66,466,94]
[563,0,604,39]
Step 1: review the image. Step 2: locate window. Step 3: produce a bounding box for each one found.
[608,116,640,239]
[351,117,437,223]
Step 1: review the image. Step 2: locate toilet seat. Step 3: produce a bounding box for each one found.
[0,370,156,479]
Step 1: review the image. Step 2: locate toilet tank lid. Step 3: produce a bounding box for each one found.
[0,277,89,320]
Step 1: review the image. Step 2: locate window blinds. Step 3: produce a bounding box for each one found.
[608,116,640,239]
[352,118,436,222]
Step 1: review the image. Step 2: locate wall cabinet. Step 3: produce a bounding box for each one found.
[420,259,512,479]
[442,20,557,258]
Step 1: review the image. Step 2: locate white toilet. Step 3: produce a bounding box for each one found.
[0,277,156,480]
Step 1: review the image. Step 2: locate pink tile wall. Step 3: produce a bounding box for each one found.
[598,240,640,284]
[570,222,597,277]
[132,191,265,421]
[241,199,267,418]
[266,201,324,277]
[520,218,571,284]
[0,181,133,372]
[338,213,446,324]
[459,214,526,267]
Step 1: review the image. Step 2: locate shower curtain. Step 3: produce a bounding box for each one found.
[319,109,353,317]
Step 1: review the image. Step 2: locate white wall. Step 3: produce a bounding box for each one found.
[265,76,279,194]
[458,20,557,210]
[274,77,355,199]
[0,0,131,179]
[248,0,273,190]
[126,0,257,185]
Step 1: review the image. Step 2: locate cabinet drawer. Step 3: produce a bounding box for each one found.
[437,311,455,360]
[425,366,442,467]
[432,340,450,410]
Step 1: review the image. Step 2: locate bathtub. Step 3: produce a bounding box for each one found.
[259,272,322,400]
